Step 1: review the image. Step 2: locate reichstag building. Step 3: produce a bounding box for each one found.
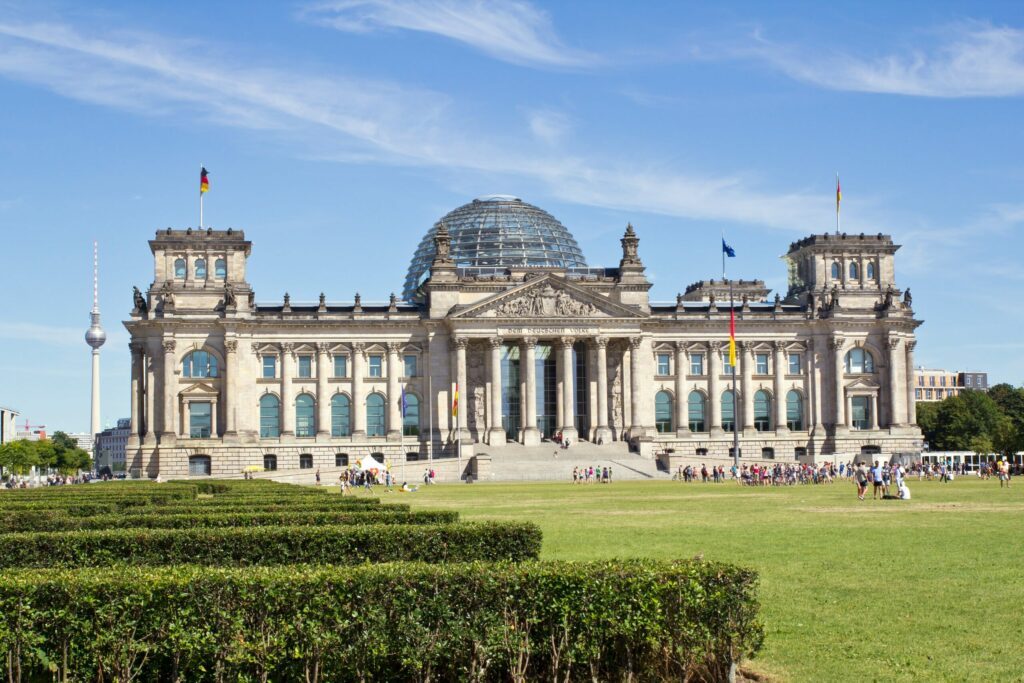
[124,195,923,478]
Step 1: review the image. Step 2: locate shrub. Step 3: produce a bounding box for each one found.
[0,522,541,568]
[0,560,762,682]
[0,509,457,533]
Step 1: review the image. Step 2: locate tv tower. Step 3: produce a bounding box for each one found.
[84,241,106,444]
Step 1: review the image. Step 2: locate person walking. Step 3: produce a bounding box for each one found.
[855,462,868,500]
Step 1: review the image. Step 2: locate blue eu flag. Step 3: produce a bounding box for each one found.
[722,239,736,257]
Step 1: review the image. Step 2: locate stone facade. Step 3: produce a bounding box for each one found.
[123,223,924,478]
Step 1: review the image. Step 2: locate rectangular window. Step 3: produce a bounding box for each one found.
[915,389,922,399]
[935,389,943,399]
[723,354,735,375]
[262,356,276,379]
[369,355,383,377]
[788,352,802,374]
[657,353,671,376]
[334,355,347,378]
[297,356,312,378]
[755,353,769,375]
[918,376,924,387]
[940,376,947,387]
[189,401,212,438]
[404,354,417,378]
[925,389,933,399]
[689,353,704,376]
[965,376,972,386]
[929,376,935,386]
[851,396,870,430]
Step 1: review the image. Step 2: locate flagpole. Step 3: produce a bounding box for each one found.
[199,163,204,229]
[835,172,840,236]
[723,233,739,472]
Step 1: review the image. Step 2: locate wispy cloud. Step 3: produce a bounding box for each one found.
[525,107,570,145]
[0,322,86,347]
[301,0,598,68]
[0,19,835,233]
[748,22,1024,97]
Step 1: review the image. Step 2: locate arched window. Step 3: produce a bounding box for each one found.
[866,261,876,280]
[263,454,277,471]
[174,258,187,279]
[786,390,805,431]
[195,259,207,279]
[722,390,736,432]
[845,348,875,374]
[366,393,385,437]
[655,391,673,433]
[849,262,859,280]
[295,394,316,437]
[214,258,227,279]
[188,455,211,476]
[259,395,280,438]
[403,393,420,437]
[331,394,351,437]
[754,390,771,431]
[687,391,706,433]
[182,350,218,378]
[830,262,840,279]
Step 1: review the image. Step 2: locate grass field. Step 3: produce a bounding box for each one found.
[395,476,1024,682]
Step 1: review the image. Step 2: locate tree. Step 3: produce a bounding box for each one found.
[50,431,92,474]
[0,440,40,476]
[928,391,1005,451]
[988,384,1024,455]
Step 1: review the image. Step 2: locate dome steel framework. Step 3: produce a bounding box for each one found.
[403,195,588,300]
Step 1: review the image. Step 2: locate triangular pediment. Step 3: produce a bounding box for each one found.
[179,381,221,397]
[450,275,646,320]
[845,377,881,390]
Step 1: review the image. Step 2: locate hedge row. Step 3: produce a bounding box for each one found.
[0,509,458,533]
[0,522,541,568]
[0,496,386,515]
[0,560,762,682]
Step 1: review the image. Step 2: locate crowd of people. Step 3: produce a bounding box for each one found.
[571,466,613,483]
[3,472,98,488]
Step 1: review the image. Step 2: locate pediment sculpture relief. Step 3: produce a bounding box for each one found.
[478,283,601,318]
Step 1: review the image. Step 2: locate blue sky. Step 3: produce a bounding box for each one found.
[1,0,1023,433]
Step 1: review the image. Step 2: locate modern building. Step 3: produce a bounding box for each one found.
[66,432,96,458]
[123,196,924,478]
[914,369,988,402]
[0,406,19,445]
[94,418,130,474]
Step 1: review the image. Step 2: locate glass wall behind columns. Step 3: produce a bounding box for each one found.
[501,344,521,441]
[535,343,558,439]
[574,342,589,438]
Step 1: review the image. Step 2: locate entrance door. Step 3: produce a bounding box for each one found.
[536,343,558,439]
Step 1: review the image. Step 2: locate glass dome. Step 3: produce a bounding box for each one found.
[403,195,588,300]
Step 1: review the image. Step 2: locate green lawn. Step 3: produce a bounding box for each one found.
[396,477,1024,682]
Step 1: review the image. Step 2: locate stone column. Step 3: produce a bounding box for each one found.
[161,339,176,443]
[831,336,846,433]
[594,337,612,443]
[558,337,577,442]
[386,342,403,439]
[740,341,755,435]
[129,342,143,439]
[674,341,688,436]
[773,341,788,433]
[870,395,880,430]
[144,351,156,443]
[454,337,469,439]
[316,343,331,437]
[351,343,366,437]
[224,339,237,437]
[628,337,642,438]
[808,338,822,434]
[709,341,722,434]
[905,340,917,426]
[522,337,540,446]
[488,337,506,447]
[280,343,294,436]
[887,336,904,427]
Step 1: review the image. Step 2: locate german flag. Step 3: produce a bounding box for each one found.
[452,383,459,418]
[200,167,210,194]
[836,174,841,215]
[729,307,737,368]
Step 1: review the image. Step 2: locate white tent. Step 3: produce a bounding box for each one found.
[356,456,388,472]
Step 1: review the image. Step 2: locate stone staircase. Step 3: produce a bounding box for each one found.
[480,441,671,482]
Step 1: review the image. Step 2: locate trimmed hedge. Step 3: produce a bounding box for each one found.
[0,560,762,682]
[0,497,387,515]
[0,522,541,568]
[0,509,458,533]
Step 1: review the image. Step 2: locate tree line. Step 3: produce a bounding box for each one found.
[0,431,92,476]
[917,383,1024,456]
